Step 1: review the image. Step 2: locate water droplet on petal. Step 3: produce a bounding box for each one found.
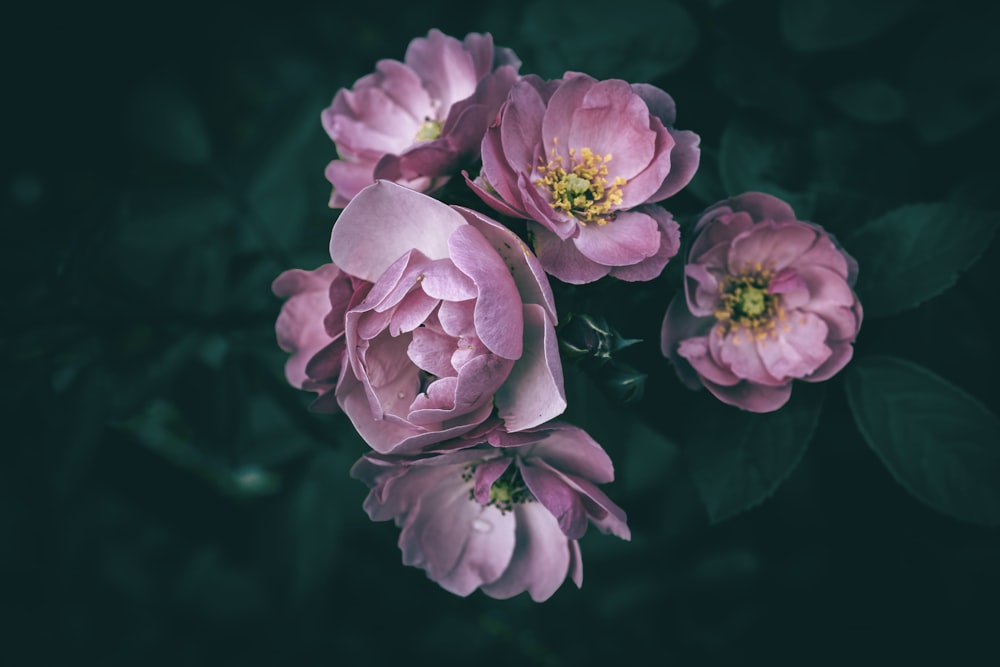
[471,518,492,533]
[397,391,406,400]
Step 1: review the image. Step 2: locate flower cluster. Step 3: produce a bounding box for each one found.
[275,29,862,601]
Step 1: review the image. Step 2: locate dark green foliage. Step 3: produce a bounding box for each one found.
[6,0,1000,665]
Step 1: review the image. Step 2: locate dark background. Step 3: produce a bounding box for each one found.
[5,0,1000,665]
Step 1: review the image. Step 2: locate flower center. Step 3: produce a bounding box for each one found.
[713,263,787,342]
[463,462,533,514]
[535,141,627,226]
[415,118,442,141]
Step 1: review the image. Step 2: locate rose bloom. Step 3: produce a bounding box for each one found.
[465,72,698,284]
[351,421,630,601]
[661,192,863,412]
[322,29,520,208]
[272,264,368,413]
[329,181,566,453]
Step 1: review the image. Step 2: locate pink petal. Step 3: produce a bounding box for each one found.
[520,463,588,540]
[546,466,631,540]
[690,209,755,259]
[272,265,340,389]
[713,327,785,386]
[399,480,516,594]
[526,422,616,484]
[796,265,859,324]
[480,502,572,602]
[728,221,821,273]
[495,303,567,431]
[529,224,611,285]
[407,326,458,378]
[330,181,467,282]
[568,80,658,181]
[408,354,514,425]
[336,367,485,454]
[404,29,478,112]
[495,78,548,186]
[366,58,433,119]
[755,311,831,380]
[609,206,681,282]
[677,335,741,387]
[389,290,439,336]
[447,224,524,359]
[457,206,558,322]
[684,260,726,317]
[324,159,376,207]
[437,299,475,338]
[573,209,662,267]
[701,377,793,413]
[721,191,798,226]
[464,170,528,220]
[804,340,854,382]
[474,457,513,504]
[660,294,716,390]
[614,120,675,208]
[631,83,677,126]
[541,73,596,162]
[646,128,701,202]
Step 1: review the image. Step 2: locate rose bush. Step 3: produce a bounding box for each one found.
[465,72,698,283]
[351,421,630,601]
[660,192,863,412]
[322,29,520,207]
[329,181,566,453]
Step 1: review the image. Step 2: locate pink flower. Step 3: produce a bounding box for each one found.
[660,192,863,412]
[322,29,520,208]
[465,72,698,284]
[350,421,630,601]
[330,181,566,454]
[272,264,368,412]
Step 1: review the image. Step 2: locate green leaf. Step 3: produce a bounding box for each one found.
[780,0,917,53]
[684,384,825,524]
[116,188,235,291]
[711,42,811,125]
[845,356,1000,526]
[127,81,212,165]
[280,449,355,602]
[518,0,698,81]
[685,147,727,205]
[237,90,329,254]
[620,418,681,496]
[718,117,814,218]
[906,15,1000,143]
[826,80,906,124]
[845,203,999,318]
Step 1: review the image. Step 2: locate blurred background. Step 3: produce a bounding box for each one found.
[5,0,1000,665]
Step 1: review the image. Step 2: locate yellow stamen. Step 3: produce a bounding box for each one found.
[535,142,627,225]
[415,118,442,141]
[714,263,786,340]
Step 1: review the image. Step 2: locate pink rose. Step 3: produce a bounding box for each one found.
[350,421,630,601]
[330,181,566,453]
[661,192,863,412]
[322,29,520,208]
[466,72,698,284]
